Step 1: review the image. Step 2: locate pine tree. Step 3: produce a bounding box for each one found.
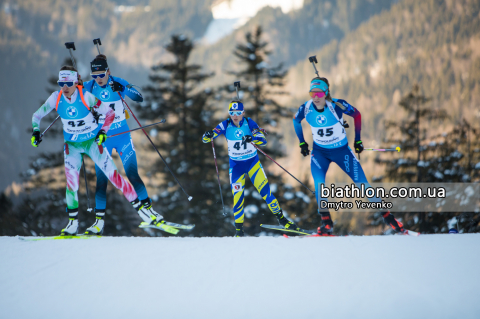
[138,34,237,236]
[372,85,480,233]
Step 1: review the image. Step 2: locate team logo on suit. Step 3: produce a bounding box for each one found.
[66,106,78,118]
[101,90,110,99]
[316,114,327,126]
[235,129,243,138]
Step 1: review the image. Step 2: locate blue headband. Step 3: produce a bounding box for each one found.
[310,79,329,93]
[229,101,244,111]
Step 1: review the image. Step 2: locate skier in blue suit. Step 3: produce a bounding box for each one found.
[293,77,405,235]
[83,54,157,234]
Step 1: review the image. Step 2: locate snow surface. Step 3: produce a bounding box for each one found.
[1,234,479,319]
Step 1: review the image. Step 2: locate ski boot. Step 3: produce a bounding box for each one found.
[275,210,298,230]
[132,198,165,227]
[382,211,405,233]
[60,210,79,236]
[317,211,334,236]
[84,210,105,235]
[235,223,244,237]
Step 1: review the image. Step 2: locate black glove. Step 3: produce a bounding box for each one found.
[354,140,364,154]
[204,130,214,139]
[242,135,253,143]
[31,131,41,147]
[299,142,310,157]
[95,129,107,145]
[109,80,125,93]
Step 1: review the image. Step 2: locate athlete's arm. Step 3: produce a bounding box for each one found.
[202,120,228,143]
[82,80,94,93]
[333,98,361,141]
[32,92,57,132]
[84,91,115,133]
[114,77,143,102]
[247,118,267,146]
[292,103,307,144]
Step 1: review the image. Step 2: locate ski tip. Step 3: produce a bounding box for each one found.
[282,234,289,238]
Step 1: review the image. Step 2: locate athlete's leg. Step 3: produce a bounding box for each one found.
[118,134,148,201]
[246,158,281,214]
[64,142,83,210]
[85,139,137,202]
[61,141,86,235]
[94,135,116,211]
[335,146,404,232]
[229,163,247,225]
[311,148,334,230]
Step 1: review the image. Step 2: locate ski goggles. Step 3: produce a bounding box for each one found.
[309,91,326,98]
[229,111,244,116]
[91,71,108,79]
[57,81,75,88]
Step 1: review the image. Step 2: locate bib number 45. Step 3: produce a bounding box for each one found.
[317,128,333,137]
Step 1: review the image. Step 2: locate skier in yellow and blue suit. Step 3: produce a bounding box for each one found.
[203,100,298,237]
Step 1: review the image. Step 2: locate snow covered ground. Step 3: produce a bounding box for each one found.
[1,234,479,319]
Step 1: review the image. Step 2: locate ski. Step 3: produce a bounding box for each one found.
[401,229,420,237]
[139,222,195,235]
[18,234,102,241]
[260,224,316,235]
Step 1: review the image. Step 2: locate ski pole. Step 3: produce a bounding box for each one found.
[118,94,192,201]
[108,119,166,138]
[39,115,60,141]
[65,41,92,212]
[308,56,320,78]
[211,140,226,216]
[251,143,315,195]
[364,147,401,152]
[93,37,193,201]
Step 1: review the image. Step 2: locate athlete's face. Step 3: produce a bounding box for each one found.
[229,111,244,125]
[310,88,326,107]
[92,70,110,86]
[61,82,77,98]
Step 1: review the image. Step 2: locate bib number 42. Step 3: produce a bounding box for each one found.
[317,128,333,137]
[67,120,86,127]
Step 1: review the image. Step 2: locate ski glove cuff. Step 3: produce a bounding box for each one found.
[95,129,107,145]
[354,140,364,154]
[31,131,41,147]
[300,142,310,157]
[242,135,253,144]
[109,81,125,93]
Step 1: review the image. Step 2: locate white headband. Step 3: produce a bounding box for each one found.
[58,70,78,82]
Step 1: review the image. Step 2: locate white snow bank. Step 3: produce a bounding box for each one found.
[0,234,479,319]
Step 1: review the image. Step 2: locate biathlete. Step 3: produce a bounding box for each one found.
[31,66,165,236]
[293,77,405,235]
[202,100,297,237]
[82,54,158,235]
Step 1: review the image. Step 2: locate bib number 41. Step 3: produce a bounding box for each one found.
[233,141,247,151]
[317,128,333,137]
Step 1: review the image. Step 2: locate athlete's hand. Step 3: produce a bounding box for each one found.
[31,131,41,147]
[354,140,364,154]
[299,142,310,156]
[204,130,214,139]
[95,129,107,145]
[242,135,253,143]
[109,80,125,93]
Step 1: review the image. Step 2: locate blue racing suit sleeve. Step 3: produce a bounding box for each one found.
[246,118,267,146]
[333,98,361,141]
[112,76,143,102]
[202,119,228,143]
[292,103,306,144]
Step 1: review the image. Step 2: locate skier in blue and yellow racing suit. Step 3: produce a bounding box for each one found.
[293,77,406,235]
[203,101,298,237]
